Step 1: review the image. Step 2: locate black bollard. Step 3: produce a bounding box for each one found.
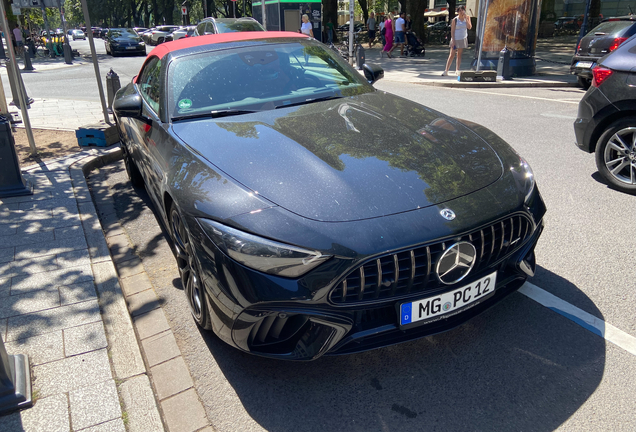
[106,68,121,113]
[0,115,33,197]
[23,47,34,71]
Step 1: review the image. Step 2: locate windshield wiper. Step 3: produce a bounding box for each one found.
[172,109,259,122]
[275,95,342,109]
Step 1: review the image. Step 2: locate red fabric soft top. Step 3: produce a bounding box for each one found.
[134,31,308,83]
[149,31,308,60]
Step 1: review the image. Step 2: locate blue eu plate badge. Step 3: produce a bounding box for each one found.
[401,303,412,325]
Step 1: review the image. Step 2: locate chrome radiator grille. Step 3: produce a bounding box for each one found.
[330,214,533,304]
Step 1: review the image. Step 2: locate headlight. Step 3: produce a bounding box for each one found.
[110,41,120,46]
[198,219,332,278]
[510,156,535,204]
[139,41,145,46]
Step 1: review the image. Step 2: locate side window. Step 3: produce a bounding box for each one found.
[205,21,216,34]
[137,57,162,115]
[197,22,206,36]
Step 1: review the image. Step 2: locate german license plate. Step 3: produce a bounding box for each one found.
[126,46,136,50]
[399,272,497,326]
[575,61,593,68]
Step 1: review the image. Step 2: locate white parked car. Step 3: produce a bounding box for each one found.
[149,25,180,45]
[170,25,196,41]
[71,29,85,40]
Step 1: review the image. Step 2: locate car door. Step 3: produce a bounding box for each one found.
[134,56,170,205]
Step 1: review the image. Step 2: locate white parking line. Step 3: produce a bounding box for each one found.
[519,282,636,356]
[446,87,581,104]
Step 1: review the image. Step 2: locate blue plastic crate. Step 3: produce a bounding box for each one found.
[76,124,118,147]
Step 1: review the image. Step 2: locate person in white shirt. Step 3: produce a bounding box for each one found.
[389,12,406,57]
[300,14,313,38]
[442,6,472,76]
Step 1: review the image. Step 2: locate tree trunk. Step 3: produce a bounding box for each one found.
[406,0,427,40]
[358,0,369,24]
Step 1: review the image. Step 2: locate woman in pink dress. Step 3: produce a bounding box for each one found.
[382,13,394,58]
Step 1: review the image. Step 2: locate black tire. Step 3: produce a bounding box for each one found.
[594,118,636,194]
[577,76,591,90]
[122,144,144,187]
[169,203,212,330]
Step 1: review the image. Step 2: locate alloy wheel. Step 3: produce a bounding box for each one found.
[603,127,636,186]
[171,209,203,320]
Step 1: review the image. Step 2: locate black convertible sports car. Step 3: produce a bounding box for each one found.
[113,32,546,360]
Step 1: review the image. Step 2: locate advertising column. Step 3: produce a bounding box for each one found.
[472,0,542,76]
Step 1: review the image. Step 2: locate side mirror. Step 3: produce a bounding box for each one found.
[362,64,384,84]
[113,93,143,119]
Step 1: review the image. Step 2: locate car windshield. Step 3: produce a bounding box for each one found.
[215,20,264,33]
[587,21,634,37]
[168,40,374,120]
[109,28,138,38]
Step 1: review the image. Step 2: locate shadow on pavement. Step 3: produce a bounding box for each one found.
[200,268,605,431]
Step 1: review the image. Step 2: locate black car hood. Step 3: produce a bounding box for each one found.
[172,92,503,222]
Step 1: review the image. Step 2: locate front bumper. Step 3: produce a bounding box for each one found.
[112,46,145,54]
[192,196,546,361]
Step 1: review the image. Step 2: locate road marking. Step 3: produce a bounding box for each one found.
[445,87,581,104]
[519,282,636,356]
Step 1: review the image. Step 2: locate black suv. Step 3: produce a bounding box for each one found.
[194,17,264,36]
[574,34,636,194]
[570,16,636,89]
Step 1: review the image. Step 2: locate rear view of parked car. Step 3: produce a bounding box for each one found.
[194,17,264,36]
[570,16,636,89]
[574,34,636,193]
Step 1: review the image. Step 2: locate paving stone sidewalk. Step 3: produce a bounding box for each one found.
[0,149,163,432]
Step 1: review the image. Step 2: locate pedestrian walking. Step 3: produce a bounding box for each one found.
[381,13,394,58]
[367,12,376,49]
[326,20,334,44]
[442,6,472,76]
[405,14,412,32]
[13,24,24,55]
[379,16,386,47]
[389,12,406,57]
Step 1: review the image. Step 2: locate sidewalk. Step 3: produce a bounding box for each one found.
[0,149,164,431]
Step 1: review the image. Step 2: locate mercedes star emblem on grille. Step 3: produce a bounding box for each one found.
[440,208,456,220]
[436,242,477,285]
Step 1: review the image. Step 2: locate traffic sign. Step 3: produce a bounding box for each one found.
[181,6,187,15]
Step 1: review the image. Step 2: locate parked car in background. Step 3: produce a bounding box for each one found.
[570,16,636,89]
[149,25,180,45]
[105,28,146,56]
[92,27,101,38]
[113,32,545,361]
[170,25,196,41]
[139,28,155,44]
[574,34,636,194]
[554,17,579,35]
[133,27,148,35]
[71,29,86,40]
[194,17,264,36]
[100,28,109,38]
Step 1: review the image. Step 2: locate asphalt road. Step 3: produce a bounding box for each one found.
[82,63,636,431]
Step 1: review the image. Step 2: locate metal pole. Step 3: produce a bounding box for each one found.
[58,0,72,64]
[0,1,36,155]
[475,0,490,72]
[348,0,354,65]
[42,6,55,58]
[80,0,110,124]
[203,0,207,17]
[262,1,267,29]
[576,0,592,53]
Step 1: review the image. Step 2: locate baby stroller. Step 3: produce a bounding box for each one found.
[406,31,425,57]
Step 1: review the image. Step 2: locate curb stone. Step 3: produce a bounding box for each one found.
[68,147,165,432]
[83,149,214,432]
